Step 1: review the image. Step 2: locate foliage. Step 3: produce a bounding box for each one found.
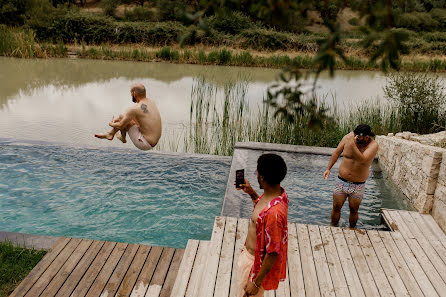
[156,0,186,21]
[0,241,46,297]
[123,5,155,21]
[384,72,446,134]
[100,0,120,17]
[206,11,255,35]
[0,0,26,26]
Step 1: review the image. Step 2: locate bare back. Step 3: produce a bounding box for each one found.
[131,98,162,146]
[339,139,378,182]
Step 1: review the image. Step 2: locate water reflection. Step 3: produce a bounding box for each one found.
[1,57,444,150]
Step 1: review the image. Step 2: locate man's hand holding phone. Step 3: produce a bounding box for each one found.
[235,169,259,202]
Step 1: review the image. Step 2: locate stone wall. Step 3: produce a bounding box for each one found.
[376,131,446,232]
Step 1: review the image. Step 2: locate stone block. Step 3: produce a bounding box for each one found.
[432,200,446,234]
[423,177,438,195]
[415,193,434,213]
[434,183,446,203]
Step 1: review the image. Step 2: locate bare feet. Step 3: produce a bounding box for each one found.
[94,132,114,140]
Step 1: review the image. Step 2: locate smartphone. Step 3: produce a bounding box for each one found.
[235,169,245,188]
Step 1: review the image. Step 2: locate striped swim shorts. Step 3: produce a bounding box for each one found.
[333,176,366,199]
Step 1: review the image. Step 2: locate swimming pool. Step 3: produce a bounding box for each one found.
[0,139,231,249]
[222,148,414,230]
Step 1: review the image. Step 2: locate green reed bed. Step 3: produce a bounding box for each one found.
[0,241,46,297]
[179,77,402,156]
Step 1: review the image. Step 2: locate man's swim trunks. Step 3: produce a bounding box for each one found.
[128,125,153,151]
[334,176,365,199]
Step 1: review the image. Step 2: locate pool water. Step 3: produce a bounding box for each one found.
[223,150,413,230]
[0,139,231,249]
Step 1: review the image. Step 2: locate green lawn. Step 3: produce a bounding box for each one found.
[0,241,46,297]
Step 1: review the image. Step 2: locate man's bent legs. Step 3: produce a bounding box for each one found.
[331,194,347,226]
[348,197,362,228]
[237,249,264,297]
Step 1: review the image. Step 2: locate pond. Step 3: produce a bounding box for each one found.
[0,56,402,152]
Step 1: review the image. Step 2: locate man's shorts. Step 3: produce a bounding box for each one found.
[237,249,264,297]
[333,176,366,199]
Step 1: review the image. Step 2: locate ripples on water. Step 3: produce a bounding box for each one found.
[0,140,413,248]
[0,140,231,248]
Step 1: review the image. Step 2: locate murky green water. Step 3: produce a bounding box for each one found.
[1,57,444,151]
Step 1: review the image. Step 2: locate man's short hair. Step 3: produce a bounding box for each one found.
[354,124,375,137]
[257,153,287,185]
[131,84,146,97]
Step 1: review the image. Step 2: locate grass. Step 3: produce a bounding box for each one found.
[0,241,46,297]
[177,77,402,156]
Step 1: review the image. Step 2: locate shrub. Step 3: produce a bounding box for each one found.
[156,0,185,21]
[430,8,446,29]
[348,17,359,26]
[123,5,155,22]
[239,28,290,50]
[207,11,255,35]
[0,0,26,26]
[101,0,120,17]
[395,12,439,31]
[384,72,446,134]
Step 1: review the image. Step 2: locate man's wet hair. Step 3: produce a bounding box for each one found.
[257,153,287,185]
[354,124,375,137]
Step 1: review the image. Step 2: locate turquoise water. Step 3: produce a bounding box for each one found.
[0,139,231,249]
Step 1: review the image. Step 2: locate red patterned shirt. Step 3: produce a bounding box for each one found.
[250,188,288,290]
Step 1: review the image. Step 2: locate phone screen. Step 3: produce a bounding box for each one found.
[236,169,245,188]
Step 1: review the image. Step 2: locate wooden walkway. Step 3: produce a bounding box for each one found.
[172,212,446,297]
[9,238,184,297]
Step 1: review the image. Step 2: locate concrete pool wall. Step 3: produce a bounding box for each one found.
[376,131,446,232]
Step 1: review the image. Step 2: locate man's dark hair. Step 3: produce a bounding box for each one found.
[257,153,287,185]
[354,124,375,137]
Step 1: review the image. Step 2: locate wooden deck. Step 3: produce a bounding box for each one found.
[9,239,184,297]
[172,211,446,297]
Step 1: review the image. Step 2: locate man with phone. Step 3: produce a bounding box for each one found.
[323,124,378,228]
[235,153,288,297]
[95,83,162,151]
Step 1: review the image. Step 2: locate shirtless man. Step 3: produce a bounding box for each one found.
[95,83,162,151]
[323,124,379,228]
[236,154,288,297]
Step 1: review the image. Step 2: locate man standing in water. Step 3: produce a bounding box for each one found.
[95,83,162,151]
[323,124,378,228]
[236,154,288,297]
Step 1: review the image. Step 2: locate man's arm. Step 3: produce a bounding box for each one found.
[236,179,259,203]
[349,140,379,163]
[244,252,278,295]
[323,134,347,179]
[109,107,137,130]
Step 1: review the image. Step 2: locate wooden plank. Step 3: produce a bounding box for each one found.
[343,229,380,297]
[9,237,71,297]
[145,247,175,297]
[101,243,140,297]
[24,237,82,297]
[159,249,185,297]
[398,210,446,281]
[70,241,117,297]
[40,239,93,297]
[54,240,105,297]
[116,245,151,297]
[410,211,446,246]
[354,230,395,297]
[307,225,335,297]
[421,213,446,244]
[377,231,425,297]
[319,226,350,297]
[130,245,163,297]
[229,218,249,297]
[331,227,365,297]
[265,290,275,297]
[407,211,446,264]
[199,216,226,297]
[386,211,415,239]
[367,231,411,297]
[214,216,238,297]
[84,242,128,297]
[170,240,199,297]
[296,224,320,297]
[390,231,446,296]
[382,209,398,231]
[186,241,210,297]
[275,260,290,297]
[287,223,305,297]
